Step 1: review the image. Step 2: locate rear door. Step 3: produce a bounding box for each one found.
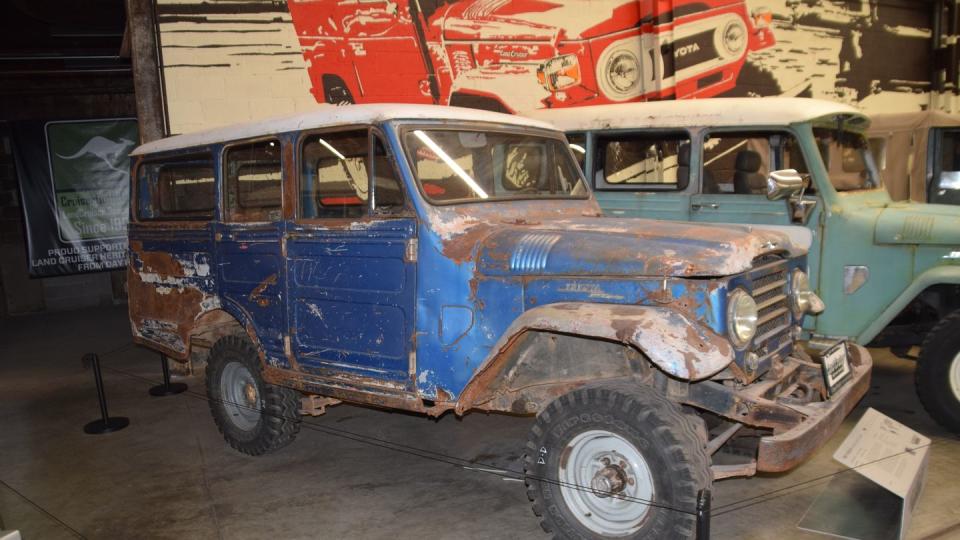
[214,139,286,360]
[286,127,416,385]
[592,131,694,221]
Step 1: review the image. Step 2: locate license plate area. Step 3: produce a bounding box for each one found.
[821,341,852,395]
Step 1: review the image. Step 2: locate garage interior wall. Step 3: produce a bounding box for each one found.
[0,0,134,316]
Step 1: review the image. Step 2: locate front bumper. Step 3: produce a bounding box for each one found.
[756,343,872,472]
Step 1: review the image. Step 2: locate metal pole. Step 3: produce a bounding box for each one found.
[92,354,110,422]
[82,353,130,434]
[696,488,711,540]
[149,353,188,396]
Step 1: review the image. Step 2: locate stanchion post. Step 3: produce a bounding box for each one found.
[149,353,187,397]
[82,353,130,434]
[696,488,711,540]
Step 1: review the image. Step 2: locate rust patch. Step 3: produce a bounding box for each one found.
[248,273,278,307]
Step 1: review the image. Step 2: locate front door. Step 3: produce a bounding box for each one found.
[689,131,793,225]
[215,139,287,361]
[286,128,416,385]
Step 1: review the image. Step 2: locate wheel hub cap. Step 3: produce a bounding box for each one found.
[558,430,655,536]
[591,464,627,498]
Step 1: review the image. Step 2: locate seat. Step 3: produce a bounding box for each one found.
[733,150,766,194]
[676,143,690,191]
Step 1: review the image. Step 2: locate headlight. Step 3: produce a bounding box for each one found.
[728,289,758,349]
[719,19,747,56]
[594,40,646,101]
[791,269,825,316]
[537,54,581,92]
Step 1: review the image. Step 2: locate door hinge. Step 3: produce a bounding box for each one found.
[284,335,292,357]
[405,238,418,263]
[280,236,288,258]
[408,350,417,377]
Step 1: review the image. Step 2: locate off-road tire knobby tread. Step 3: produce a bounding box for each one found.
[206,335,301,455]
[523,384,711,539]
[916,310,960,432]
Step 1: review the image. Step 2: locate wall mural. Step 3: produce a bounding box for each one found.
[156,0,936,134]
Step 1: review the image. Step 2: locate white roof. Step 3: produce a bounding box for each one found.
[526,98,869,131]
[131,103,557,156]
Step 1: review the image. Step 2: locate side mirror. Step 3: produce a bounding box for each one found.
[766,169,805,201]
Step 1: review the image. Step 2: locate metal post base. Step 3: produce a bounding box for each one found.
[83,417,130,435]
[149,382,188,396]
[149,353,188,397]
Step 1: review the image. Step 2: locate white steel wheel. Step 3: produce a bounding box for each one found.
[949,351,960,402]
[559,430,655,536]
[525,384,710,539]
[220,361,262,431]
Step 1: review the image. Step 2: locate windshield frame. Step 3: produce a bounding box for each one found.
[397,122,590,206]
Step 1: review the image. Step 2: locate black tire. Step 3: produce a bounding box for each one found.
[524,385,711,539]
[916,310,960,432]
[206,336,301,455]
[723,60,782,97]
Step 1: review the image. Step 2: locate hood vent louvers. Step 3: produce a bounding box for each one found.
[510,233,561,272]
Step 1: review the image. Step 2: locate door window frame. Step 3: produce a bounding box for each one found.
[295,124,410,224]
[132,149,218,224]
[220,136,285,224]
[592,129,695,192]
[698,127,813,196]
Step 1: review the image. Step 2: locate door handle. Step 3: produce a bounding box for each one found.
[691,203,719,211]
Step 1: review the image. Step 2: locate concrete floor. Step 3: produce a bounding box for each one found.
[1,306,959,540]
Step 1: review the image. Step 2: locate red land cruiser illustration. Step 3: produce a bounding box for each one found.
[287,0,776,112]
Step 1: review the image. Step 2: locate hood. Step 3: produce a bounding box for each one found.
[475,217,803,277]
[875,202,960,246]
[439,0,642,42]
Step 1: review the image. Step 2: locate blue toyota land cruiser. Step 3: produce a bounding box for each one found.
[127,104,869,539]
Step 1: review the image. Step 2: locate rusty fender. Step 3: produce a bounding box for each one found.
[456,302,733,414]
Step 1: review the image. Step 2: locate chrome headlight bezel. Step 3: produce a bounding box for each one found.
[790,269,812,316]
[719,19,747,56]
[727,288,758,349]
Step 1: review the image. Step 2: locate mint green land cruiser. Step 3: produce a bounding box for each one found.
[531,97,960,431]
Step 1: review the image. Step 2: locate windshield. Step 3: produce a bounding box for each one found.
[813,127,880,191]
[403,129,587,203]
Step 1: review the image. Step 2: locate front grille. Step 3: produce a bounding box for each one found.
[746,257,792,360]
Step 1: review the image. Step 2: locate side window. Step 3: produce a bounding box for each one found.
[137,154,215,220]
[597,132,691,190]
[567,132,587,170]
[931,129,960,204]
[300,130,403,219]
[224,140,282,222]
[702,133,770,195]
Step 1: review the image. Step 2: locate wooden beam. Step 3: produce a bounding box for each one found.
[125,0,167,143]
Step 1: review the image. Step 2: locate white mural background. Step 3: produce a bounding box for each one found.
[157,0,943,135]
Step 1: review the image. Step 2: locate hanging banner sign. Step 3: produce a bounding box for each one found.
[11,119,138,277]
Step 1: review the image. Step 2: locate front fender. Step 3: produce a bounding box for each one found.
[456,302,734,413]
[857,265,960,344]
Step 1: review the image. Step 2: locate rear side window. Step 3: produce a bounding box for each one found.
[224,139,282,222]
[597,132,691,190]
[137,154,215,220]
